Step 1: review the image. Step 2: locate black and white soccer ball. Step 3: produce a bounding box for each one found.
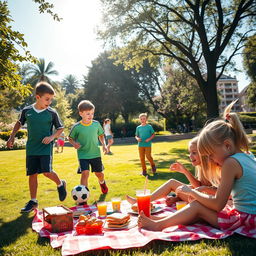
[71,185,90,204]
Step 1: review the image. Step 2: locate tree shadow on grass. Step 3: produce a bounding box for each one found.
[0,213,33,254]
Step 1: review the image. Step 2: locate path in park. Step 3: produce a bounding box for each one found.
[65,133,195,147]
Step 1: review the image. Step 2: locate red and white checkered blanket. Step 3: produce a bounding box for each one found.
[32,199,255,256]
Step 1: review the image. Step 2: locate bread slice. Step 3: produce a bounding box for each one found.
[106,213,130,227]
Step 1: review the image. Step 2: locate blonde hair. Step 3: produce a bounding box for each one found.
[189,136,212,186]
[198,100,249,186]
[139,113,148,119]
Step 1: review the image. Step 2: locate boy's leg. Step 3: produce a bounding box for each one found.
[41,156,67,201]
[78,159,90,187]
[138,147,147,175]
[145,147,156,173]
[80,170,90,187]
[29,173,38,199]
[91,157,108,194]
[21,156,39,213]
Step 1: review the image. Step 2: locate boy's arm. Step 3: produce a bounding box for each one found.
[145,133,155,142]
[68,136,81,149]
[135,135,142,142]
[6,121,21,148]
[42,128,64,144]
[98,134,108,153]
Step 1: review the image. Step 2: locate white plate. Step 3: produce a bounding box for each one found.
[104,218,137,230]
[128,206,164,215]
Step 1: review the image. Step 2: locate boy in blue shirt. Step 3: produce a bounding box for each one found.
[135,113,156,176]
[7,82,67,213]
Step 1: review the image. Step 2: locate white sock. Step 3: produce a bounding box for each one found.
[31,198,37,202]
[99,180,105,184]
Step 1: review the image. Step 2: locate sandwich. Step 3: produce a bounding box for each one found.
[131,202,155,212]
[106,213,130,228]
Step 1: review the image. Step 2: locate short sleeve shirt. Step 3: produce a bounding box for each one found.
[19,105,63,156]
[69,120,104,159]
[135,124,155,147]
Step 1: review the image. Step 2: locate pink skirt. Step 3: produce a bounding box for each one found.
[218,204,256,231]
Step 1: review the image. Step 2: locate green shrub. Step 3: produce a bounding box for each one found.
[111,120,163,138]
[0,129,27,141]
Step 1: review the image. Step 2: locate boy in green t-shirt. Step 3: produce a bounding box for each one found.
[69,100,108,196]
[7,82,67,213]
[135,113,156,176]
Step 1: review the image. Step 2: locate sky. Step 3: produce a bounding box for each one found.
[7,0,250,91]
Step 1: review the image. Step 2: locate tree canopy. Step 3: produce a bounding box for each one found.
[99,0,256,118]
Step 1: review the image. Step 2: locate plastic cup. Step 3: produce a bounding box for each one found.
[97,201,107,217]
[176,201,187,210]
[111,197,121,212]
[136,189,151,217]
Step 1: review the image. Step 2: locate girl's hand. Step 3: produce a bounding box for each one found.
[102,145,108,154]
[42,135,55,144]
[176,184,192,195]
[136,137,142,142]
[170,162,187,174]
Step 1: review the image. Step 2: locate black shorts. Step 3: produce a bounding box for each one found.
[78,157,104,173]
[26,155,52,176]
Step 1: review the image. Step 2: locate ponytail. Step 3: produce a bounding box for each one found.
[223,100,249,153]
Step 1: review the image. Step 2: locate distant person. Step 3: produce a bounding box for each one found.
[68,100,109,195]
[135,113,156,176]
[55,131,65,153]
[7,81,67,213]
[103,118,114,154]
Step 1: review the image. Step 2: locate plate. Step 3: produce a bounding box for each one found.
[104,218,137,230]
[128,206,164,215]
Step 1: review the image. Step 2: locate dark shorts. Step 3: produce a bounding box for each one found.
[105,135,113,140]
[26,155,52,176]
[78,157,104,173]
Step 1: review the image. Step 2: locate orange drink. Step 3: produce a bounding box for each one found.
[111,197,121,212]
[136,189,151,217]
[97,202,107,217]
[176,201,187,210]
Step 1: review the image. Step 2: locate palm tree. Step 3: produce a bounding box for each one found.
[27,58,58,86]
[62,74,80,94]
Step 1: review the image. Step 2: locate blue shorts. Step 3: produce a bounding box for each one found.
[106,135,113,140]
[26,155,52,176]
[78,157,104,173]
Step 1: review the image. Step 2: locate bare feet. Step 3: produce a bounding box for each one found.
[138,211,162,231]
[165,195,179,206]
[126,195,137,205]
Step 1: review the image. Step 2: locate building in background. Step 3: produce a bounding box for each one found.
[239,85,256,112]
[217,74,241,113]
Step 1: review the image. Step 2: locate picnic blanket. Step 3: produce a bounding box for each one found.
[32,199,255,256]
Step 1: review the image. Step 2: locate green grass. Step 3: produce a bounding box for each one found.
[0,140,256,256]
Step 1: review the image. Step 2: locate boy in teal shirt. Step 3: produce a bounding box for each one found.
[7,82,67,213]
[135,113,156,176]
[69,100,108,195]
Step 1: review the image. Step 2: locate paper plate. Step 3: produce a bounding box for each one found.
[128,206,164,215]
[104,218,137,230]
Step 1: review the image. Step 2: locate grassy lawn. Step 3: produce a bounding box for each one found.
[0,140,256,256]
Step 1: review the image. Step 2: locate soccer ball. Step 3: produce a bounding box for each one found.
[71,185,90,204]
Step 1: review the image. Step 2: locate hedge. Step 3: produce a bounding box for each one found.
[0,138,26,151]
[0,130,27,141]
[111,120,163,138]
